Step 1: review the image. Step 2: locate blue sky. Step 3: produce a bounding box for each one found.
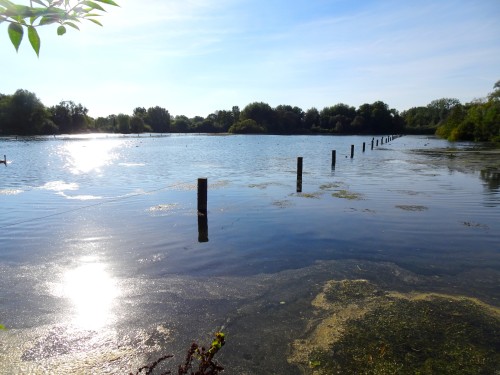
[1,0,499,118]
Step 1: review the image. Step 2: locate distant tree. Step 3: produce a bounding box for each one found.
[1,0,119,56]
[0,89,49,135]
[489,80,500,100]
[133,107,147,119]
[214,110,234,132]
[304,107,320,130]
[232,106,240,123]
[228,119,266,134]
[320,104,356,132]
[145,106,170,133]
[117,113,130,134]
[130,115,148,133]
[172,115,191,133]
[240,102,275,132]
[275,105,303,133]
[50,100,88,133]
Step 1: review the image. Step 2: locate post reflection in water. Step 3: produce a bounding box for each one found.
[56,257,119,330]
[198,212,209,243]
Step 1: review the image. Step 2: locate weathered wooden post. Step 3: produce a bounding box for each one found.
[297,157,303,193]
[376,140,379,147]
[332,150,336,168]
[197,178,207,214]
[1,155,6,166]
[350,145,354,158]
[362,142,366,152]
[371,139,374,150]
[381,137,384,145]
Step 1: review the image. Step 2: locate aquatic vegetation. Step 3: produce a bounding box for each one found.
[131,332,225,375]
[319,183,344,191]
[272,199,293,208]
[331,190,364,200]
[296,192,322,199]
[290,280,500,375]
[395,205,428,211]
[462,221,489,229]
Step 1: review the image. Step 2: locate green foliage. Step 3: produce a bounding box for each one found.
[145,106,170,133]
[116,113,130,134]
[0,89,50,135]
[228,119,266,134]
[50,100,89,134]
[0,0,119,56]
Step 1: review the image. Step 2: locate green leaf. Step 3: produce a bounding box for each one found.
[57,25,66,35]
[94,0,119,6]
[0,0,15,8]
[81,1,105,12]
[86,18,102,26]
[8,22,23,52]
[28,25,40,56]
[63,21,79,30]
[38,16,59,25]
[0,324,5,330]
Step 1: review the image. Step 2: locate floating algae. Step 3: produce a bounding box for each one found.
[289,280,500,375]
[319,183,344,191]
[331,190,364,200]
[395,205,428,211]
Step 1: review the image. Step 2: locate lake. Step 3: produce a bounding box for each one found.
[0,134,499,374]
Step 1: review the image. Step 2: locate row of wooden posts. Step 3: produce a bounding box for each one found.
[197,134,401,210]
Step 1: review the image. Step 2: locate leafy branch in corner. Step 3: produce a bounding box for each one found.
[131,332,226,375]
[0,0,119,56]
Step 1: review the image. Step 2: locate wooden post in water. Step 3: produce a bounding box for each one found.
[371,139,374,150]
[198,213,208,243]
[332,150,336,168]
[197,178,208,214]
[376,140,379,147]
[1,155,6,166]
[362,142,366,152]
[297,157,303,193]
[350,145,354,158]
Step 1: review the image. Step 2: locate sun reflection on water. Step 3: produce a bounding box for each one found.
[56,257,119,330]
[62,139,121,174]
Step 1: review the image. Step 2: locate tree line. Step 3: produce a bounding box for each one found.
[0,81,498,141]
[401,81,500,142]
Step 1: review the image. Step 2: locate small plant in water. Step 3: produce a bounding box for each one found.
[131,332,225,375]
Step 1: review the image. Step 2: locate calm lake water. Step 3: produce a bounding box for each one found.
[0,134,499,374]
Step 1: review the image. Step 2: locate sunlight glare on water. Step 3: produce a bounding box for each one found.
[60,139,121,174]
[51,257,119,330]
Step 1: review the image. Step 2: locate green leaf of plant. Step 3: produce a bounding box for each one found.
[28,25,40,56]
[0,324,6,330]
[39,16,59,25]
[63,21,79,30]
[94,0,119,6]
[0,0,15,8]
[57,25,66,35]
[7,22,23,52]
[81,1,105,12]
[86,18,103,26]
